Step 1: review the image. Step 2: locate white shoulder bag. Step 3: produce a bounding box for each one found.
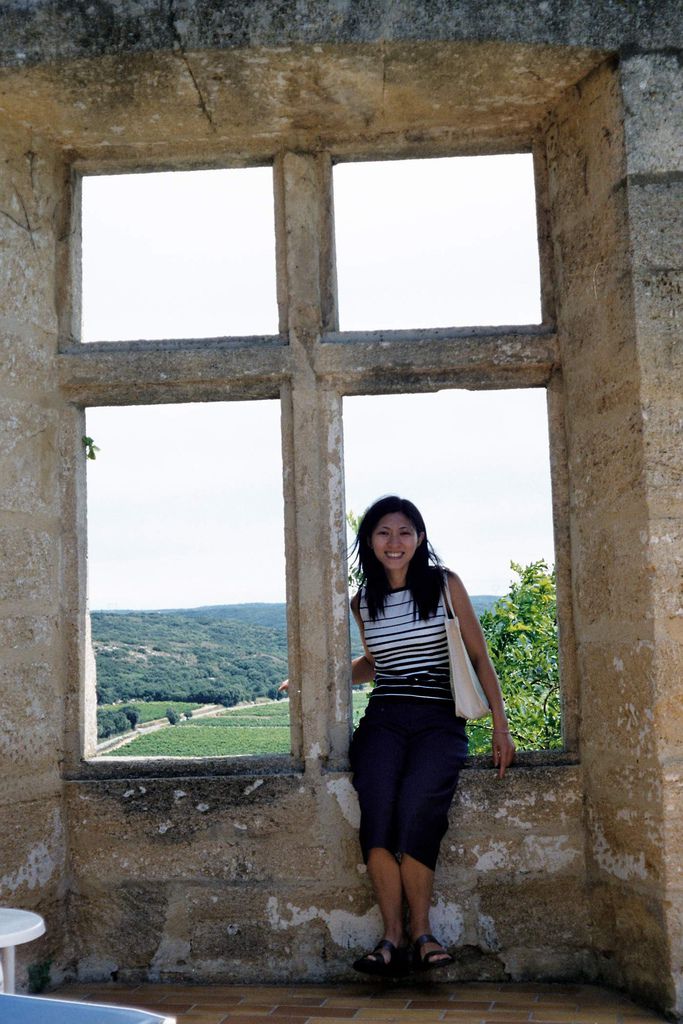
[442,585,490,720]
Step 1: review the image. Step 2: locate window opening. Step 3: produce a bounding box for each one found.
[78,151,555,765]
[343,389,559,751]
[81,167,278,342]
[87,401,289,757]
[333,154,541,331]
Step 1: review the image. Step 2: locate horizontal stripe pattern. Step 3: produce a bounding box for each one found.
[360,587,453,704]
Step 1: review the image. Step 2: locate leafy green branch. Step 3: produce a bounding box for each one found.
[470,560,561,753]
[82,435,100,460]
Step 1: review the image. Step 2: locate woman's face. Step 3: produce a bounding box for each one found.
[369,512,424,579]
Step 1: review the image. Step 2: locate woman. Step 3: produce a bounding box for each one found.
[348,495,515,976]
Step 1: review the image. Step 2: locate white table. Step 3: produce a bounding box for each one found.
[0,909,45,995]
[0,993,175,1023]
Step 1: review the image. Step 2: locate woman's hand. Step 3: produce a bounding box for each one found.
[278,679,289,693]
[492,728,516,779]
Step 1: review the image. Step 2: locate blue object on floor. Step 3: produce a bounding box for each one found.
[0,993,175,1023]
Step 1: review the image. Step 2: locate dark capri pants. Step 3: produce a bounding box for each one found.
[349,697,468,871]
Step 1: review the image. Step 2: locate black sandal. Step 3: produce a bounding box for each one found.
[353,939,409,976]
[413,933,454,971]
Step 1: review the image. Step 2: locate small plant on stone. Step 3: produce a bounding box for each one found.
[82,435,100,460]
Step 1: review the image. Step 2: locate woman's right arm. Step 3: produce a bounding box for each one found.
[281,593,375,692]
[281,657,373,689]
[352,655,375,684]
[351,591,375,685]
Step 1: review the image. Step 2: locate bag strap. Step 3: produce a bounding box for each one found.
[442,581,458,621]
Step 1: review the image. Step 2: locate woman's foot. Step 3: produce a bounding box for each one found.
[412,933,454,971]
[353,939,409,976]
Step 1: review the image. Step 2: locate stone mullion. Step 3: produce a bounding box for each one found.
[532,132,558,327]
[278,151,350,770]
[59,404,98,763]
[546,371,579,752]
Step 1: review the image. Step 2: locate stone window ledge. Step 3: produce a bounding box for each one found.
[66,748,577,783]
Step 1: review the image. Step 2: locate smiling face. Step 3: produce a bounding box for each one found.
[370,511,425,585]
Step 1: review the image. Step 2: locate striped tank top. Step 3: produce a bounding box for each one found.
[359,586,454,704]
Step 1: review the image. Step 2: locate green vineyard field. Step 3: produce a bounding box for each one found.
[108,724,291,757]
[107,691,371,757]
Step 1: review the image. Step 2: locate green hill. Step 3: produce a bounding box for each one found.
[92,597,499,706]
[471,595,499,618]
[92,606,288,706]
[100,602,287,628]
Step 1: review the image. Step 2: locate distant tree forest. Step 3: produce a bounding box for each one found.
[92,604,289,707]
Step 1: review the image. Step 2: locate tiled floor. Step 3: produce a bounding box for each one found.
[48,982,667,1024]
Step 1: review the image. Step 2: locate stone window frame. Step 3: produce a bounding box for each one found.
[58,141,578,776]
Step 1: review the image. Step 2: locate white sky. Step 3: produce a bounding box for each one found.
[83,155,554,609]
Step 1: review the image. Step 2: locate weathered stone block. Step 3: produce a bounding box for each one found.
[552,203,632,299]
[581,756,662,819]
[628,180,683,271]
[556,269,637,368]
[0,797,65,927]
[503,946,595,982]
[67,881,169,981]
[0,526,56,603]
[477,876,590,950]
[435,772,588,944]
[65,775,357,884]
[633,269,683,369]
[0,0,680,61]
[642,520,683,616]
[621,54,683,176]
[565,407,646,514]
[571,519,657,632]
[450,766,584,844]
[585,798,663,887]
[0,136,62,335]
[0,664,63,779]
[588,881,670,1006]
[449,830,584,881]
[0,398,59,514]
[545,65,625,217]
[577,640,667,765]
[68,879,382,983]
[653,655,683,754]
[174,882,378,980]
[0,612,54,652]
[564,370,640,422]
[641,418,683,515]
[0,328,56,390]
[662,772,683,895]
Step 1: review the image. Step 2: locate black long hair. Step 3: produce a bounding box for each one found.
[352,495,446,621]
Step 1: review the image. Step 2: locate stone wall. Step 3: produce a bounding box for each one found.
[545,55,682,1008]
[0,1,680,1015]
[0,119,71,980]
[62,764,586,983]
[622,51,683,1011]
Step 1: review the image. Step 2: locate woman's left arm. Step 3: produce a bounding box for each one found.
[447,572,516,778]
